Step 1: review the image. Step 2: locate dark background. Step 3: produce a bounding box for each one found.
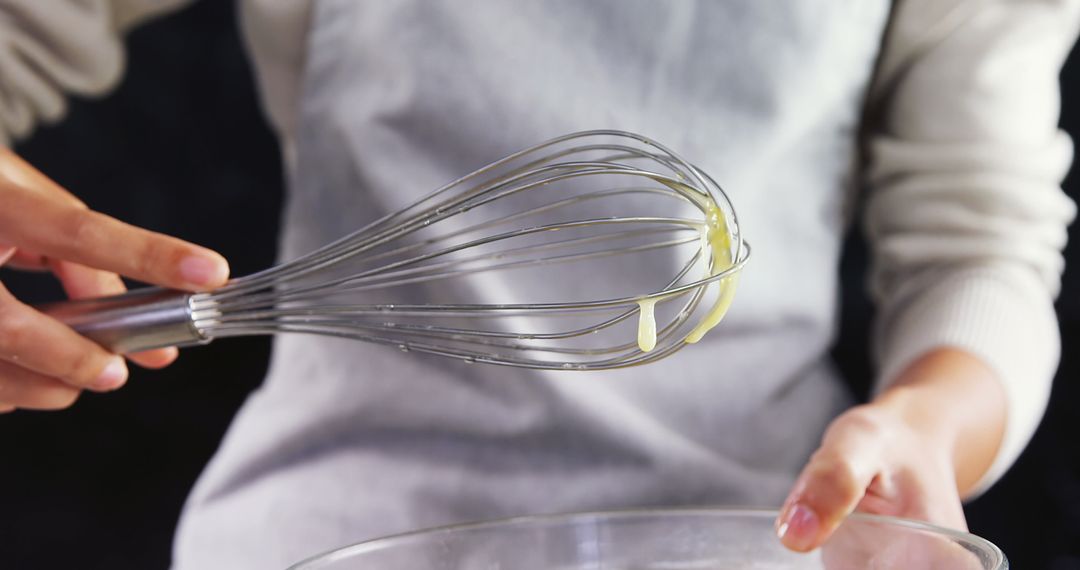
[1,2,1078,568]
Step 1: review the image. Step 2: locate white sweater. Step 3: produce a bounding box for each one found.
[0,0,1075,499]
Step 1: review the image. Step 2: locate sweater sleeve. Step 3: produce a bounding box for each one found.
[0,0,191,145]
[865,0,1080,496]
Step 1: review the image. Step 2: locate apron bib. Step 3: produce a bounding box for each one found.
[174,2,891,567]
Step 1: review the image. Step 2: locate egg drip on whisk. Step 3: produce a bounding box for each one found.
[634,196,738,353]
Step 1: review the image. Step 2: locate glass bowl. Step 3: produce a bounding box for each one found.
[288,508,1006,569]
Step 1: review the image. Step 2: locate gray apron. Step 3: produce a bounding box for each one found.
[174,1,891,567]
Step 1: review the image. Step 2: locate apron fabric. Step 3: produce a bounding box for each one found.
[173,2,891,567]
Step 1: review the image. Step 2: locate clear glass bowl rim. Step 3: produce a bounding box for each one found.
[287,506,1007,569]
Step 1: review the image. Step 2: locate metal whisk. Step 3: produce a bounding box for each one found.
[45,130,749,370]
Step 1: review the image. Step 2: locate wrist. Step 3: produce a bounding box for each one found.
[869,347,1006,495]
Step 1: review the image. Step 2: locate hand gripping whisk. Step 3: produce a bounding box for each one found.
[44,130,750,370]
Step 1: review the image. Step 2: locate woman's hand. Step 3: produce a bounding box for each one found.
[0,147,229,413]
[775,348,1006,553]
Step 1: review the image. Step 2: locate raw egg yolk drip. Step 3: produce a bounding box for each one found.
[636,298,658,352]
[685,200,738,343]
[635,198,738,352]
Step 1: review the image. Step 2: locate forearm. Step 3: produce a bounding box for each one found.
[869,347,1005,496]
[865,0,1077,494]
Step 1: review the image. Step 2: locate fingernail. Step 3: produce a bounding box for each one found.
[179,255,228,288]
[0,404,16,414]
[776,503,820,552]
[0,245,14,265]
[94,357,129,391]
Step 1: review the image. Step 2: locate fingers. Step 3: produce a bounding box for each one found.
[0,150,194,414]
[5,247,49,271]
[127,347,179,369]
[50,259,179,368]
[0,150,229,291]
[50,257,127,300]
[0,282,129,391]
[776,409,886,552]
[0,360,81,410]
[0,197,229,291]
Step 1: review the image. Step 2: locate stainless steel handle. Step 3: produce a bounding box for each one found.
[40,288,210,354]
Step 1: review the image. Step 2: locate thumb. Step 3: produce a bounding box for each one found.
[776,411,886,552]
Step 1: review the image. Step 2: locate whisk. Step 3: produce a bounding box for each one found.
[44,130,750,370]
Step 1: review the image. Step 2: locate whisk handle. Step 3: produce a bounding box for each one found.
[40,288,209,354]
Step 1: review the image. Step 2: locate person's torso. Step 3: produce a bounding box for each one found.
[175,2,892,566]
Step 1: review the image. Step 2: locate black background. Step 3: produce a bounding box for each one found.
[1,2,1078,568]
